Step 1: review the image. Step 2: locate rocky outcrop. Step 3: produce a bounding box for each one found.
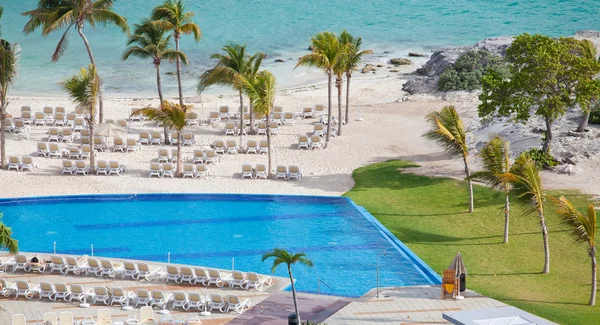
[408,52,426,57]
[390,58,412,65]
[361,64,376,74]
[274,59,285,63]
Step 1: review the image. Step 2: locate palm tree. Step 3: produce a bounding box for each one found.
[424,105,474,212]
[338,30,372,124]
[243,70,276,177]
[552,195,597,305]
[262,248,313,324]
[297,32,342,147]
[577,39,600,132]
[152,0,201,108]
[123,19,188,143]
[0,213,18,254]
[133,101,191,177]
[61,64,100,174]
[199,43,265,142]
[510,152,550,274]
[246,52,265,134]
[0,8,19,169]
[22,0,130,123]
[470,136,514,243]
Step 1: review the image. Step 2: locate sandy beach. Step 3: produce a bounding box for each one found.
[1,60,599,200]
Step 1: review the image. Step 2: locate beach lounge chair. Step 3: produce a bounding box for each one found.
[269,121,280,135]
[126,138,140,152]
[315,104,325,116]
[158,148,171,163]
[258,139,269,154]
[166,265,181,282]
[0,279,13,297]
[38,282,55,301]
[186,292,205,310]
[243,113,251,125]
[192,150,205,164]
[313,123,326,137]
[209,293,227,312]
[162,163,175,177]
[62,256,83,275]
[81,128,91,139]
[182,163,197,178]
[89,286,110,305]
[68,284,86,303]
[255,164,268,179]
[80,144,94,159]
[204,150,219,164]
[275,165,288,180]
[110,287,129,306]
[310,135,323,149]
[168,130,179,145]
[73,118,86,131]
[241,163,254,179]
[43,106,54,118]
[140,306,155,325]
[75,160,88,175]
[214,140,226,154]
[54,283,70,301]
[7,156,20,171]
[15,280,37,299]
[227,295,251,314]
[187,111,200,126]
[65,113,76,127]
[228,271,249,289]
[288,165,302,181]
[256,121,267,135]
[192,267,209,285]
[283,112,295,125]
[21,111,33,125]
[172,292,188,310]
[54,112,67,127]
[67,146,81,159]
[135,263,163,281]
[219,106,230,119]
[196,164,209,179]
[182,131,195,146]
[272,112,283,124]
[43,312,57,325]
[150,131,163,145]
[130,108,144,122]
[207,268,226,287]
[273,105,283,113]
[99,259,122,278]
[37,142,49,157]
[302,107,314,118]
[55,106,65,114]
[441,269,458,299]
[111,137,125,152]
[59,312,73,325]
[48,127,61,142]
[109,161,125,175]
[96,160,109,175]
[149,162,162,178]
[224,122,237,136]
[245,139,258,154]
[139,131,151,145]
[209,111,220,124]
[150,290,172,308]
[96,309,112,325]
[61,128,74,142]
[49,256,67,273]
[21,105,31,113]
[245,272,273,291]
[94,136,108,151]
[61,160,75,174]
[13,119,31,137]
[33,112,45,126]
[12,315,26,325]
[119,261,138,280]
[3,117,14,133]
[117,119,129,132]
[298,135,310,149]
[84,257,102,276]
[48,143,62,158]
[5,254,28,273]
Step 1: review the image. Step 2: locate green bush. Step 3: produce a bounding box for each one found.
[589,109,600,124]
[526,148,560,169]
[438,50,509,91]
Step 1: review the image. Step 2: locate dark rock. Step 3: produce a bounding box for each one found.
[166,72,176,75]
[361,64,376,74]
[376,64,383,67]
[408,52,426,57]
[390,58,412,65]
[274,59,285,63]
[383,51,391,54]
[389,69,399,73]
[308,45,313,51]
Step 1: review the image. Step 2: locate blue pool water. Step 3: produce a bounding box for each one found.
[0,194,439,298]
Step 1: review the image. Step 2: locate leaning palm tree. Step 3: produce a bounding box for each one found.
[199,43,265,142]
[262,248,313,324]
[152,0,201,108]
[22,0,130,123]
[552,195,597,305]
[511,152,550,274]
[245,52,265,134]
[243,70,276,177]
[297,32,342,147]
[123,19,188,143]
[0,213,18,254]
[61,64,100,174]
[0,22,19,169]
[338,30,372,124]
[424,105,474,212]
[133,101,191,177]
[470,136,514,243]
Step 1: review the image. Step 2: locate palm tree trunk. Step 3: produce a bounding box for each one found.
[176,131,182,177]
[542,116,553,154]
[337,77,343,136]
[266,114,272,178]
[88,121,96,175]
[249,102,255,134]
[77,25,104,123]
[503,190,510,244]
[156,64,170,145]
[345,72,351,124]
[539,212,550,274]
[463,156,474,212]
[288,265,301,324]
[590,247,597,306]
[239,90,244,144]
[0,99,6,168]
[577,109,591,132]
[325,71,332,148]
[175,35,185,108]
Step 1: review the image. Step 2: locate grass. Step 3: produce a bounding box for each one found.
[344,160,599,325]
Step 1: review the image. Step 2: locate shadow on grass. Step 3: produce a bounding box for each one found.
[350,161,449,191]
[501,298,589,307]
[470,272,542,276]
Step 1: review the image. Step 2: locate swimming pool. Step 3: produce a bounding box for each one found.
[0,194,440,297]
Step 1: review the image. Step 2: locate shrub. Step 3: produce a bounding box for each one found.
[589,109,600,124]
[438,50,509,91]
[526,148,560,169]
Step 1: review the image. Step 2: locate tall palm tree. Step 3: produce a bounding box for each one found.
[424,105,474,212]
[22,0,130,123]
[262,248,313,324]
[152,0,201,108]
[0,213,19,254]
[297,32,341,147]
[0,8,19,169]
[471,136,514,243]
[243,70,276,177]
[133,101,191,177]
[199,43,265,142]
[577,39,600,132]
[246,52,265,134]
[338,30,372,124]
[552,195,597,305]
[61,64,100,174]
[511,152,550,274]
[123,19,188,143]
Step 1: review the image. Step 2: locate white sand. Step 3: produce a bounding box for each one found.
[2,62,599,200]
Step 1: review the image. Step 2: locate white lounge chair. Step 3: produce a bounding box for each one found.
[126,138,140,152]
[134,289,151,307]
[84,257,102,276]
[182,163,197,178]
[12,314,26,325]
[98,259,122,278]
[21,111,33,125]
[196,164,209,179]
[0,279,13,297]
[48,143,62,159]
[187,112,200,126]
[150,290,172,309]
[73,118,86,131]
[96,160,109,175]
[228,270,249,289]
[68,284,86,303]
[288,165,302,181]
[49,256,67,273]
[186,292,205,311]
[269,121,280,135]
[302,107,314,118]
[314,123,326,137]
[63,256,84,275]
[130,108,145,122]
[283,112,295,125]
[162,163,175,178]
[315,104,325,116]
[204,150,219,164]
[258,139,269,154]
[241,163,254,179]
[48,127,61,142]
[214,140,226,154]
[226,294,251,313]
[149,162,162,178]
[21,156,38,171]
[37,142,49,157]
[224,122,237,136]
[172,291,188,310]
[94,136,108,152]
[219,106,230,120]
[74,160,88,176]
[54,112,67,126]
[209,111,220,124]
[15,280,37,299]
[182,132,195,146]
[5,254,28,272]
[96,309,112,325]
[193,267,209,285]
[255,164,268,179]
[67,146,81,159]
[158,148,171,163]
[43,312,57,325]
[245,272,273,291]
[140,306,155,325]
[298,135,310,149]
[310,135,323,149]
[210,293,227,312]
[80,144,93,159]
[112,137,126,152]
[54,282,70,301]
[135,263,163,281]
[59,312,73,325]
[165,265,181,282]
[110,287,130,306]
[61,160,75,175]
[89,286,111,305]
[38,282,55,301]
[61,128,74,143]
[245,139,258,154]
[3,117,14,133]
[7,156,20,171]
[256,122,267,135]
[34,112,46,126]
[192,150,204,164]
[150,131,163,145]
[109,161,125,175]
[207,268,226,287]
[226,139,239,154]
[139,131,151,145]
[275,165,288,180]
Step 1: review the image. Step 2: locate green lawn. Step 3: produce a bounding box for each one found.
[344,160,599,325]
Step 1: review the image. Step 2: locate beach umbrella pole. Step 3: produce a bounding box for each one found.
[122,281,133,310]
[200,288,211,316]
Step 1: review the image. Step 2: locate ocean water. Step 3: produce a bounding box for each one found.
[2,0,600,96]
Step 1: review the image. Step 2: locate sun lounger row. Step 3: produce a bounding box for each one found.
[6,156,38,171]
[113,137,141,152]
[164,265,272,291]
[241,163,268,179]
[302,104,326,118]
[190,149,220,164]
[138,131,196,146]
[11,307,166,325]
[37,142,96,159]
[95,160,126,175]
[275,165,302,181]
[3,118,31,136]
[212,139,269,155]
[298,134,324,149]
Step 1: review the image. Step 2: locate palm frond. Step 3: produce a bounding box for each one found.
[90,9,129,34]
[510,152,545,216]
[424,106,468,158]
[180,22,201,40]
[243,70,276,118]
[162,49,188,64]
[470,136,513,189]
[51,25,72,62]
[133,101,189,132]
[60,64,99,115]
[552,196,596,248]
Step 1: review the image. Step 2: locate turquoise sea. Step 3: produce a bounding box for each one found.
[2,0,600,96]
